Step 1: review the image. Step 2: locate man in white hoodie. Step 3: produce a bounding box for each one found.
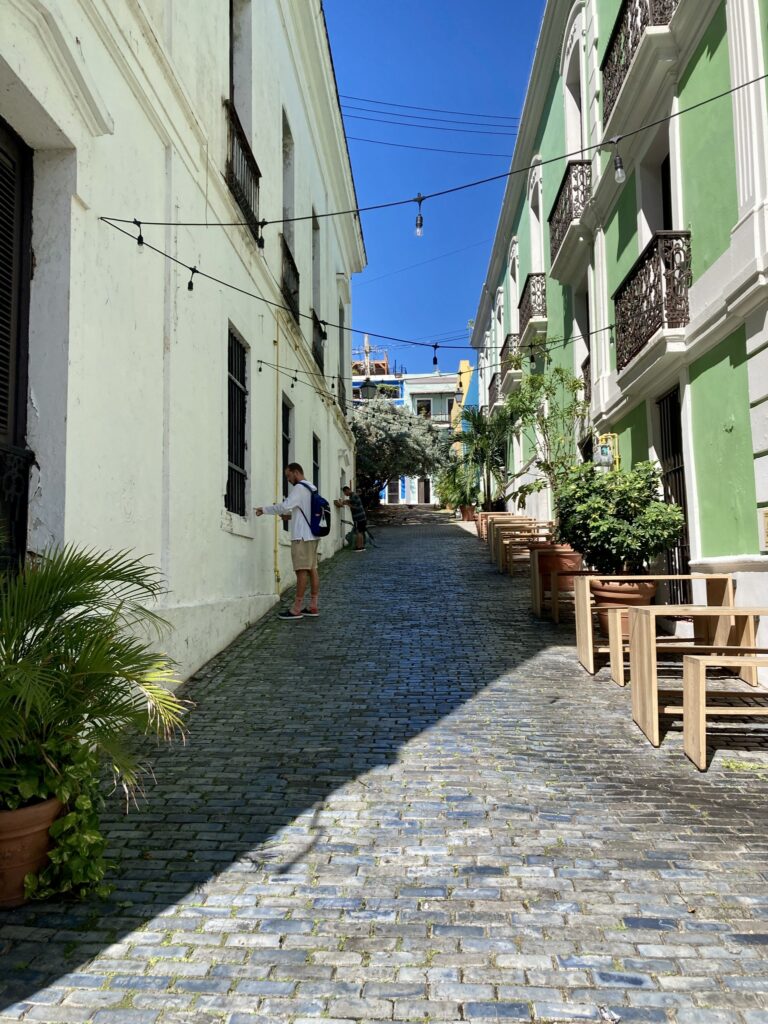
[254,462,319,620]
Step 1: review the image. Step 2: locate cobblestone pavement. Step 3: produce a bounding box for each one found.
[3,520,768,1024]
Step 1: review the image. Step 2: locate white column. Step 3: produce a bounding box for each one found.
[726,0,768,217]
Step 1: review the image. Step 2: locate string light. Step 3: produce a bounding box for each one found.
[103,73,768,241]
[432,344,439,367]
[187,267,198,291]
[415,193,424,238]
[610,136,626,185]
[133,218,144,252]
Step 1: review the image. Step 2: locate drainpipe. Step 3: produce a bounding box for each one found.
[273,314,281,594]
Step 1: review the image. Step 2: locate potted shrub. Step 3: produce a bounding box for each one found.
[460,406,514,512]
[506,364,589,587]
[0,546,188,906]
[435,460,479,521]
[556,461,686,634]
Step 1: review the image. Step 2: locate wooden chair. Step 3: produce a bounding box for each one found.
[682,655,768,769]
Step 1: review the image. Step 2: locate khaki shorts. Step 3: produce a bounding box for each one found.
[291,539,319,571]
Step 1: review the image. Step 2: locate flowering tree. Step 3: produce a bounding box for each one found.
[349,398,448,506]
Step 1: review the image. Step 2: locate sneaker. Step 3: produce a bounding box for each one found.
[303,608,320,617]
[278,609,303,620]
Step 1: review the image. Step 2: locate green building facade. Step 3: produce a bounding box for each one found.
[473,0,768,604]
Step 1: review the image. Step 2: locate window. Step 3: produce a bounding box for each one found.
[416,399,431,419]
[312,210,321,316]
[0,116,33,570]
[282,112,295,252]
[312,434,320,490]
[281,397,292,531]
[225,329,248,516]
[448,398,455,419]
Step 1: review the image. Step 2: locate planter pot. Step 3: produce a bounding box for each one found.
[459,505,476,522]
[590,578,658,638]
[533,543,583,592]
[0,797,64,908]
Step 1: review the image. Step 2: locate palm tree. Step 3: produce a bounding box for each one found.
[460,407,514,511]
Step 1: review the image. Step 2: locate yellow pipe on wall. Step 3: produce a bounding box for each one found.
[273,314,281,593]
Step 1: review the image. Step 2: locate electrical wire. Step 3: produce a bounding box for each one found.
[101,71,768,232]
[346,136,513,158]
[355,238,495,286]
[342,112,520,136]
[339,93,520,120]
[341,103,520,129]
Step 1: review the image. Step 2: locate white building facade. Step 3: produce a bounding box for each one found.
[1,0,365,679]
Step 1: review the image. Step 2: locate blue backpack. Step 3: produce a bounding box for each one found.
[298,481,332,537]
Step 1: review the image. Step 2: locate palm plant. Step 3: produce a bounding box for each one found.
[460,406,514,511]
[0,546,188,898]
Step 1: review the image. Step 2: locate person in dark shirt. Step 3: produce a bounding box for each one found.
[337,485,367,552]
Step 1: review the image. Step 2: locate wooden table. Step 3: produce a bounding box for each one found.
[574,574,733,675]
[629,605,768,746]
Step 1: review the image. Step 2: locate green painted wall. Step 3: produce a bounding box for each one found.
[689,327,759,556]
[613,402,649,470]
[678,2,738,281]
[596,0,622,63]
[603,172,638,370]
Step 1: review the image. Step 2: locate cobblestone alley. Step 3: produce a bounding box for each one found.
[3,517,768,1024]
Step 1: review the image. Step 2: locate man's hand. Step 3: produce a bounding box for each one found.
[254,507,264,517]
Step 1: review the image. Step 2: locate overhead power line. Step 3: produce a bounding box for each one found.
[348,137,518,158]
[342,112,520,137]
[339,93,520,121]
[341,103,520,129]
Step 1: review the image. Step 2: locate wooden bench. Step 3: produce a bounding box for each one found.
[682,655,768,770]
[488,517,537,565]
[494,523,552,573]
[502,531,554,575]
[478,512,522,544]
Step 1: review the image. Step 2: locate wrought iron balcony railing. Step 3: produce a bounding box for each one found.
[280,234,300,322]
[311,310,326,372]
[613,231,692,372]
[582,355,592,405]
[488,372,500,409]
[337,375,347,413]
[224,100,262,247]
[601,0,680,123]
[500,332,518,371]
[0,442,33,573]
[518,273,547,340]
[548,161,592,264]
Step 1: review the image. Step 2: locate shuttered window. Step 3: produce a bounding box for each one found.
[0,123,26,445]
[225,329,247,516]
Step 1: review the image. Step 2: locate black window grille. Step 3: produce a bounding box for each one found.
[225,330,247,516]
[312,434,320,490]
[657,386,691,603]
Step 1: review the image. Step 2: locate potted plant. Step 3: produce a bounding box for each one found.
[505,363,589,587]
[0,546,188,906]
[556,461,686,634]
[435,460,479,521]
[460,406,514,512]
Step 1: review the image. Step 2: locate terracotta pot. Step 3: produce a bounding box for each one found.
[533,543,583,592]
[590,578,658,638]
[459,505,476,522]
[0,797,64,907]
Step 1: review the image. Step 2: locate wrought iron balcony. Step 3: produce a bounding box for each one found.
[601,0,680,124]
[582,355,592,405]
[488,372,500,410]
[613,231,692,372]
[224,99,262,247]
[548,161,592,265]
[311,310,326,372]
[337,376,347,413]
[0,442,33,573]
[500,332,518,370]
[280,234,300,322]
[519,273,547,341]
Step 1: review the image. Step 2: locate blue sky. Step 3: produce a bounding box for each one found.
[324,1,546,375]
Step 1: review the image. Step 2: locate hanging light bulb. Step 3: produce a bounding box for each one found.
[291,373,297,389]
[133,219,144,253]
[415,193,424,238]
[187,267,197,292]
[609,136,626,185]
[258,362,263,373]
[432,344,439,368]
